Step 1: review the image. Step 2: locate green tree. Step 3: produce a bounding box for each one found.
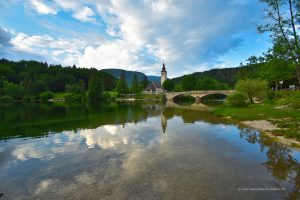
[2,81,25,100]
[258,0,300,85]
[131,75,140,94]
[79,79,86,102]
[116,72,128,94]
[33,80,48,95]
[87,74,103,102]
[196,77,228,90]
[235,79,268,103]
[181,75,196,91]
[162,79,175,91]
[66,83,81,94]
[142,76,148,89]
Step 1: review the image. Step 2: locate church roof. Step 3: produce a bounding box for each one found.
[145,82,162,90]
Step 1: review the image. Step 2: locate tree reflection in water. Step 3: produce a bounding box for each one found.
[239,128,300,199]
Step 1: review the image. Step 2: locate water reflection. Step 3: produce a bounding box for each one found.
[239,128,300,199]
[0,102,299,199]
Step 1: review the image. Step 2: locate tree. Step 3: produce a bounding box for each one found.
[235,79,268,103]
[142,76,148,89]
[87,74,103,102]
[181,75,196,91]
[79,79,86,102]
[258,0,300,85]
[116,72,128,94]
[196,77,228,90]
[131,75,140,94]
[247,55,259,65]
[162,79,175,91]
[2,81,24,100]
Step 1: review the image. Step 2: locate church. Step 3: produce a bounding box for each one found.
[144,62,168,94]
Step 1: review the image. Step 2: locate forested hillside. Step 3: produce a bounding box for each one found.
[172,67,240,87]
[171,61,298,91]
[0,59,117,100]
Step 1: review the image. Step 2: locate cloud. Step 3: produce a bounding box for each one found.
[0,27,12,47]
[78,0,261,76]
[3,0,264,76]
[73,6,95,22]
[10,32,86,65]
[29,0,57,15]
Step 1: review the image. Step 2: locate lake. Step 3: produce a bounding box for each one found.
[0,102,299,200]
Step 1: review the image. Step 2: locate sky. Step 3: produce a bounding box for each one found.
[0,0,270,77]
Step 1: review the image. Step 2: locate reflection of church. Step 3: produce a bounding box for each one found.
[161,111,167,133]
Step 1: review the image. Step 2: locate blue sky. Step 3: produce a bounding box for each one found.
[0,0,270,77]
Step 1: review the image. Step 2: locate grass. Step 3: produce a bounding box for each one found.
[53,92,65,99]
[213,91,300,141]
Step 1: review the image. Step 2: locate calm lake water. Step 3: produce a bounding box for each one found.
[0,102,300,200]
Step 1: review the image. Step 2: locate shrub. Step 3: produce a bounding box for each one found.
[0,95,13,101]
[236,79,268,103]
[226,92,248,107]
[64,93,81,101]
[39,91,55,101]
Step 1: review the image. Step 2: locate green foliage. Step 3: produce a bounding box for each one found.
[172,67,239,87]
[66,84,81,94]
[39,91,55,101]
[116,72,128,94]
[235,79,268,103]
[162,79,175,91]
[103,91,118,100]
[196,77,229,90]
[87,74,103,102]
[131,75,140,94]
[64,93,81,101]
[79,79,86,102]
[213,91,300,141]
[33,80,48,95]
[0,95,13,101]
[0,59,117,99]
[257,0,300,85]
[261,57,294,82]
[226,92,248,107]
[174,84,182,92]
[181,75,196,91]
[177,76,229,91]
[2,81,24,100]
[142,76,148,89]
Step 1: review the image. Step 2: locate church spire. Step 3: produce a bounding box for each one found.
[162,61,166,72]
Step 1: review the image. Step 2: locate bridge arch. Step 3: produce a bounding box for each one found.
[165,90,235,102]
[173,94,196,104]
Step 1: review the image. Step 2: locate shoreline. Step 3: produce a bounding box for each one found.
[221,116,300,149]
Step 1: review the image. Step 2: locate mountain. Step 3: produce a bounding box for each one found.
[101,69,147,86]
[147,75,160,83]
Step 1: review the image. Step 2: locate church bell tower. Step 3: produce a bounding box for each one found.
[161,62,167,86]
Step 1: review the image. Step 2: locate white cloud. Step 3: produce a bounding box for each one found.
[29,0,57,15]
[5,0,265,76]
[73,7,95,22]
[77,0,261,76]
[10,33,86,65]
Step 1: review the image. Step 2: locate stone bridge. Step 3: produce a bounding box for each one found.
[165,90,236,101]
